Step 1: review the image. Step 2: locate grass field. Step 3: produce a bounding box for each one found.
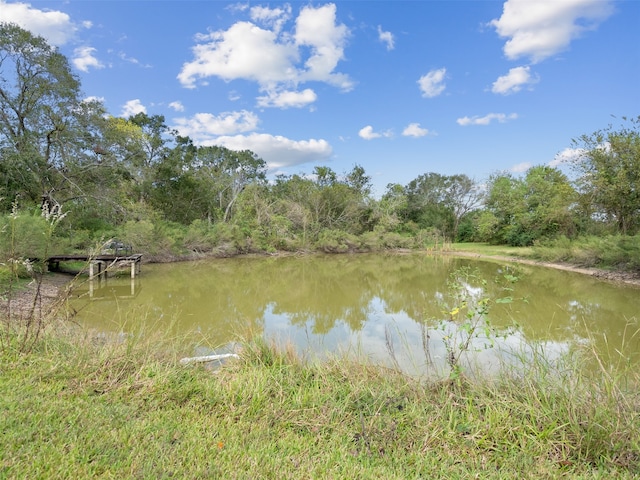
[1,322,639,479]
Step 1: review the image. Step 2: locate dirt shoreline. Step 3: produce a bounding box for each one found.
[444,251,640,287]
[0,273,73,320]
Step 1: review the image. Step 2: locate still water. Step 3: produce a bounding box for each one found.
[70,253,640,377]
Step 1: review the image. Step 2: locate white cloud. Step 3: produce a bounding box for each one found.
[490,0,614,63]
[83,96,105,104]
[294,4,352,89]
[178,21,297,89]
[492,66,538,95]
[359,126,380,140]
[402,123,430,138]
[418,68,447,98]
[549,147,587,167]
[358,125,393,140]
[211,133,333,169]
[169,101,185,112]
[511,162,531,173]
[72,46,104,72]
[173,110,260,142]
[378,25,394,51]
[178,4,352,105]
[256,88,317,108]
[456,113,518,126]
[120,99,147,118]
[172,108,331,169]
[0,0,78,45]
[249,4,291,34]
[118,52,151,68]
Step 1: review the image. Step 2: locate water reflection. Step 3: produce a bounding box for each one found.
[78,276,142,300]
[70,253,640,376]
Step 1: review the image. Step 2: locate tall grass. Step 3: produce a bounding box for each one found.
[1,320,638,478]
[533,235,640,271]
[1,202,68,353]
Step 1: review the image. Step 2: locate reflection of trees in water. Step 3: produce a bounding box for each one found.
[371,255,455,321]
[142,254,462,335]
[268,254,461,333]
[259,255,383,333]
[75,254,639,356]
[491,264,639,341]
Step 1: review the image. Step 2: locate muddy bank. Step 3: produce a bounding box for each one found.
[446,251,640,287]
[0,273,73,320]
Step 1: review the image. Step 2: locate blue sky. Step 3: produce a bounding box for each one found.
[1,0,638,195]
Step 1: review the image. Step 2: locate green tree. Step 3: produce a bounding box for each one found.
[404,173,481,240]
[192,146,267,223]
[522,165,577,239]
[481,166,577,246]
[267,165,374,244]
[571,116,640,234]
[479,172,522,244]
[147,135,201,224]
[377,183,408,232]
[126,113,175,203]
[309,165,373,234]
[0,23,89,210]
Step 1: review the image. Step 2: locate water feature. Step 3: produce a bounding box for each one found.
[69,253,640,377]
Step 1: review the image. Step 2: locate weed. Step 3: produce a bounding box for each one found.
[432,266,521,381]
[1,202,68,353]
[2,328,639,478]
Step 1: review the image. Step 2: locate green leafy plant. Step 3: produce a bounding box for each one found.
[435,267,519,380]
[1,202,68,352]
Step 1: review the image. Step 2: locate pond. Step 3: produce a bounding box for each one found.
[69,253,640,378]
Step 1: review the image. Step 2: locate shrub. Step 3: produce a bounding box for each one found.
[533,234,640,271]
[184,220,217,253]
[0,210,51,259]
[316,229,359,253]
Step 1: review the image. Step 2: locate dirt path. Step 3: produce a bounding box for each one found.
[447,251,640,287]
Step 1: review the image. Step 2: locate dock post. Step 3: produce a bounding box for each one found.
[90,260,105,279]
[131,260,136,279]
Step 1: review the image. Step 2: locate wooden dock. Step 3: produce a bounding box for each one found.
[47,254,143,279]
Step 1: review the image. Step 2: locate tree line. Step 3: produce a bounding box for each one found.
[1,23,639,260]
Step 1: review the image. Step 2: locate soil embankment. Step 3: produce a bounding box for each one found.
[1,273,72,319]
[447,251,640,287]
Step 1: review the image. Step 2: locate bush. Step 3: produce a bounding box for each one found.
[263,215,301,251]
[533,234,640,271]
[118,220,155,253]
[0,210,51,259]
[504,225,537,247]
[414,228,445,248]
[380,231,414,249]
[183,220,217,253]
[316,229,359,253]
[117,219,185,259]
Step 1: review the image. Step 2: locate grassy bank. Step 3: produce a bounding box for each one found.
[452,236,640,276]
[1,323,639,479]
[450,242,535,259]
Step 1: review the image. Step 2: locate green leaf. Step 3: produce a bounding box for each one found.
[495,297,513,304]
